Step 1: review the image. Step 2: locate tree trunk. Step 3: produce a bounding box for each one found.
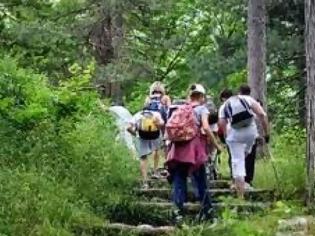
[305,0,315,207]
[89,7,124,105]
[247,0,267,156]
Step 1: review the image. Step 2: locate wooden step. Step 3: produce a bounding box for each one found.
[106,223,174,235]
[146,179,230,189]
[75,223,175,236]
[136,201,270,214]
[136,188,274,201]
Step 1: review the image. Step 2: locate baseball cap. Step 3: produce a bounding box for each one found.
[190,84,206,95]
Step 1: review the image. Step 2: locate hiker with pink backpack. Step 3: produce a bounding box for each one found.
[165,84,222,225]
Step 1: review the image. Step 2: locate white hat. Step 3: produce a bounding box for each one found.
[190,84,206,95]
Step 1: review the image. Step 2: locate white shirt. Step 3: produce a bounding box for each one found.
[219,95,262,141]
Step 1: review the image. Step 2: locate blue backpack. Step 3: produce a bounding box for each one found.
[146,96,168,122]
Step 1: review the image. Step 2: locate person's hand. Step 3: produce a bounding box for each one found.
[127,126,137,136]
[256,136,264,145]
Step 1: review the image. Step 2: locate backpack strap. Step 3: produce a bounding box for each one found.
[223,101,233,119]
[238,97,251,112]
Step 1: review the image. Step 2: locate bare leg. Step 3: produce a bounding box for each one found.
[140,156,148,183]
[235,176,245,199]
[153,150,160,172]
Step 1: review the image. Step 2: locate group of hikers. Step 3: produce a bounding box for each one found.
[127,81,269,224]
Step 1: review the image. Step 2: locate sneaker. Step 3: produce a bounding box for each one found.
[244,183,254,191]
[172,209,184,227]
[196,208,217,224]
[151,172,160,179]
[142,182,149,190]
[230,183,237,190]
[159,169,169,178]
[206,218,218,229]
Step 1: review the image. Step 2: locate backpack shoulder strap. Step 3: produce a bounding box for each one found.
[238,96,251,111]
[223,101,232,119]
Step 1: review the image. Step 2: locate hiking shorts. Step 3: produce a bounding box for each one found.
[226,139,255,178]
[136,138,161,159]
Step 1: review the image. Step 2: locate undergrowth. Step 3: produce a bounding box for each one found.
[254,128,306,199]
[0,58,138,235]
[173,201,308,236]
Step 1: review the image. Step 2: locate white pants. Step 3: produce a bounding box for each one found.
[226,125,257,179]
[226,140,255,178]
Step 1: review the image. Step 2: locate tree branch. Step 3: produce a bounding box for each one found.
[52,4,98,21]
[158,42,186,81]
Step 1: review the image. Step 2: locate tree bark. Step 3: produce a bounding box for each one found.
[247,0,267,105]
[89,7,124,105]
[305,0,315,207]
[247,0,267,155]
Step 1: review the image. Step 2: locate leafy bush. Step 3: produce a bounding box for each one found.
[0,58,138,234]
[0,168,96,235]
[254,128,306,199]
[172,201,306,236]
[0,57,54,128]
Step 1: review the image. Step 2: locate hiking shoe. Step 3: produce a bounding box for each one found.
[159,169,169,177]
[151,173,161,179]
[244,182,254,191]
[230,183,237,190]
[172,209,184,227]
[196,208,217,224]
[142,182,149,190]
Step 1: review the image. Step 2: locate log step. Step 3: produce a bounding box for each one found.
[146,179,230,189]
[136,201,270,214]
[106,223,175,235]
[136,188,274,201]
[75,223,175,236]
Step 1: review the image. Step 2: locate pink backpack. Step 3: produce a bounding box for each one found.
[166,104,198,142]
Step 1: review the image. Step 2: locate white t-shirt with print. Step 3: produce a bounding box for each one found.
[219,95,261,142]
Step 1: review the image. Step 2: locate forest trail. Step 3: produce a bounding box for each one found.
[79,175,274,235]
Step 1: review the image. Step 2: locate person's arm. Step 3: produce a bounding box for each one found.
[218,118,228,138]
[127,123,137,136]
[201,113,222,151]
[218,104,228,140]
[154,113,165,128]
[251,100,270,140]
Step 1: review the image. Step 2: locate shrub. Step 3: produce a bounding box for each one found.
[0,57,54,128]
[0,58,138,234]
[254,128,306,199]
[0,168,96,235]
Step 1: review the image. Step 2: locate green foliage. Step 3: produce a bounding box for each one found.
[0,169,89,235]
[105,201,171,226]
[0,58,138,234]
[124,81,151,114]
[0,57,53,127]
[172,201,306,236]
[254,128,306,198]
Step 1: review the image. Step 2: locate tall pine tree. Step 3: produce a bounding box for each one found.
[247,0,267,154]
[305,0,315,206]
